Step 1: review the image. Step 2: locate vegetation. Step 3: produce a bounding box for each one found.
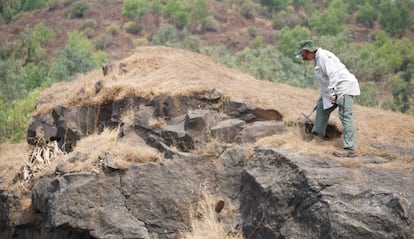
[0,0,413,144]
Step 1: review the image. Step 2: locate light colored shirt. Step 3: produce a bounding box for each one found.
[314,48,360,109]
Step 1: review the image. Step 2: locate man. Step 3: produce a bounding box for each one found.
[296,40,360,157]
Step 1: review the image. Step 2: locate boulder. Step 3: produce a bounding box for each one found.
[240,148,414,239]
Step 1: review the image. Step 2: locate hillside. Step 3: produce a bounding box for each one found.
[0,0,267,61]
[1,45,413,188]
[1,1,414,237]
[0,46,413,239]
[2,0,413,62]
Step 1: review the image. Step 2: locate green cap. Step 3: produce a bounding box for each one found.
[295,40,317,58]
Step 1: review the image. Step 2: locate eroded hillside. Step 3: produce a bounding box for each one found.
[0,46,413,239]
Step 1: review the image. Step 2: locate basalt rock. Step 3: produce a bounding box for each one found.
[240,148,414,239]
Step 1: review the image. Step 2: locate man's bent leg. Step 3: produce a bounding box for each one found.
[312,101,335,137]
[338,95,356,150]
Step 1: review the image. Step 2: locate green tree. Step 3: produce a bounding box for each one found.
[150,24,178,45]
[6,89,41,142]
[0,0,20,23]
[164,0,190,29]
[357,2,377,28]
[20,0,47,11]
[378,0,411,37]
[49,32,97,81]
[259,0,288,11]
[33,22,56,47]
[122,0,148,19]
[277,26,311,57]
[309,0,347,35]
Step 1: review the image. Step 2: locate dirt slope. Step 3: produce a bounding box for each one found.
[34,46,414,167]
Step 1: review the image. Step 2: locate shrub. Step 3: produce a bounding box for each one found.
[201,16,219,32]
[150,24,177,45]
[164,0,190,29]
[378,0,411,37]
[241,0,257,19]
[82,18,98,30]
[356,2,377,28]
[309,0,347,35]
[247,26,257,38]
[106,24,120,36]
[69,1,88,18]
[123,21,143,35]
[191,0,209,24]
[122,0,148,19]
[271,11,286,30]
[133,38,149,47]
[21,0,47,11]
[49,32,96,81]
[251,35,263,48]
[259,0,288,11]
[277,25,311,57]
[356,81,379,107]
[94,33,112,50]
[182,35,201,52]
[33,22,55,47]
[7,89,41,142]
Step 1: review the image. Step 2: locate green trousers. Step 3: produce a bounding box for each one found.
[311,95,356,150]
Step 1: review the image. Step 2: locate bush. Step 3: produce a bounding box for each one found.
[69,1,88,18]
[271,11,286,30]
[277,25,311,57]
[309,0,347,35]
[356,2,377,28]
[182,35,201,52]
[123,21,143,35]
[106,24,120,36]
[33,22,55,47]
[94,33,112,50]
[82,18,98,30]
[247,26,257,38]
[133,38,149,47]
[150,24,177,45]
[241,0,257,19]
[378,0,411,37]
[201,16,219,32]
[191,0,209,24]
[356,81,379,107]
[21,0,47,11]
[7,89,41,143]
[122,0,148,19]
[259,0,288,11]
[164,0,190,29]
[49,32,96,81]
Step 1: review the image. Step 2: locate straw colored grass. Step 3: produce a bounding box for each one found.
[0,143,31,187]
[181,192,243,239]
[58,127,163,173]
[3,46,414,181]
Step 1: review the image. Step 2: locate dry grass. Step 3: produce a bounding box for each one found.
[0,143,31,187]
[181,192,243,239]
[59,127,163,173]
[2,46,414,182]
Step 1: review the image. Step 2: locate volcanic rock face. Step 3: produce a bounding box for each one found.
[26,92,285,155]
[1,47,413,239]
[240,148,414,239]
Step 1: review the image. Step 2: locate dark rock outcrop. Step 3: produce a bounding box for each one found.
[241,148,414,239]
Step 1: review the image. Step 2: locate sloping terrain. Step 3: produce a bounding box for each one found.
[0,0,267,61]
[0,46,413,239]
[32,46,414,164]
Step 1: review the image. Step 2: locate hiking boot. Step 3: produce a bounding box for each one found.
[333,149,357,158]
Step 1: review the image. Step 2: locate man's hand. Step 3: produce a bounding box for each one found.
[329,94,337,104]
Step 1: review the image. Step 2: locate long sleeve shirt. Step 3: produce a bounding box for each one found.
[315,48,361,109]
